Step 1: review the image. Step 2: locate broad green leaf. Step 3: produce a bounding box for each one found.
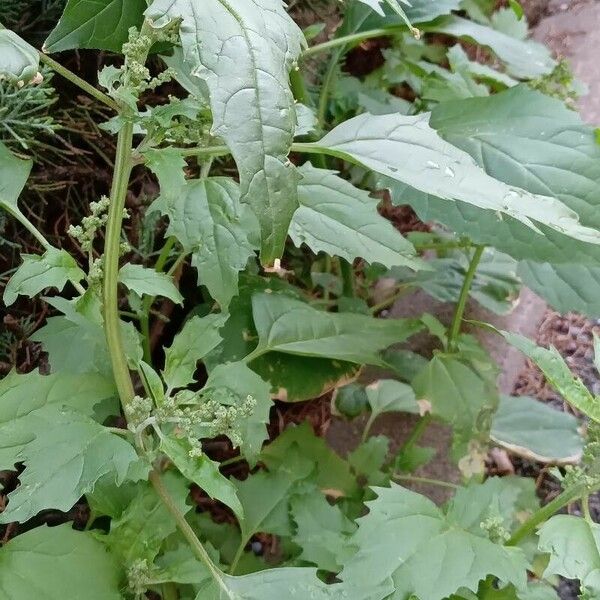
[426,16,555,78]
[413,355,498,448]
[500,330,600,422]
[0,369,117,465]
[307,113,600,252]
[119,263,183,304]
[348,435,390,484]
[194,567,336,600]
[161,435,243,518]
[538,515,600,598]
[491,395,583,463]
[44,0,146,52]
[251,292,422,366]
[153,544,212,585]
[365,379,419,420]
[234,453,313,546]
[0,407,140,523]
[518,261,600,317]
[446,477,538,535]
[290,492,356,572]
[33,295,142,375]
[145,0,305,263]
[207,276,359,402]
[291,163,423,270]
[163,314,226,391]
[447,44,518,89]
[144,147,187,201]
[0,524,122,600]
[0,140,32,219]
[0,29,39,84]
[340,484,528,600]
[202,361,272,465]
[107,472,190,565]
[261,423,358,497]
[152,178,254,308]
[4,248,85,306]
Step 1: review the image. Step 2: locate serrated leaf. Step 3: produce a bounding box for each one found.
[202,361,272,465]
[348,435,390,483]
[413,355,498,447]
[491,395,583,463]
[307,112,600,253]
[538,515,600,599]
[291,163,423,270]
[291,492,356,572]
[0,524,122,600]
[426,16,554,78]
[251,292,422,366]
[261,423,358,497]
[0,407,140,523]
[365,379,419,420]
[0,28,39,84]
[44,0,146,52]
[161,435,243,518]
[0,369,117,466]
[145,0,305,263]
[152,177,254,309]
[119,263,183,304]
[4,248,85,306]
[107,472,190,565]
[163,314,226,391]
[340,484,528,600]
[499,330,600,422]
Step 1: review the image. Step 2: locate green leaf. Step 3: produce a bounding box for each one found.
[163,314,226,391]
[291,163,424,270]
[0,407,140,523]
[491,395,584,463]
[412,354,498,448]
[161,435,243,518]
[348,435,390,481]
[145,0,305,263]
[202,361,272,465]
[44,0,146,52]
[207,275,360,402]
[261,423,358,497]
[0,140,32,218]
[118,263,183,304]
[107,472,190,564]
[499,330,600,422]
[340,484,528,600]
[291,492,356,572]
[447,44,518,89]
[426,16,554,78]
[251,292,422,365]
[538,515,600,598]
[307,113,600,253]
[152,178,254,309]
[365,379,419,420]
[0,369,117,466]
[0,524,122,600]
[0,29,39,84]
[4,248,85,306]
[194,567,336,600]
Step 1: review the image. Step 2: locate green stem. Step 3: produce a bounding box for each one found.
[507,482,600,546]
[392,474,459,489]
[447,245,485,352]
[361,413,377,443]
[229,539,248,575]
[38,53,118,111]
[102,121,136,406]
[370,286,410,315]
[317,52,339,129]
[178,145,231,158]
[302,28,401,59]
[340,259,355,297]
[150,471,228,593]
[290,68,308,105]
[399,413,432,457]
[4,206,52,250]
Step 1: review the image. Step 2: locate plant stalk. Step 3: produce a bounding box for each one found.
[38,53,118,111]
[447,245,485,351]
[302,28,402,59]
[102,121,136,406]
[507,481,600,546]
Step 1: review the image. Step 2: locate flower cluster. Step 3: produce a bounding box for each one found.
[68,195,110,253]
